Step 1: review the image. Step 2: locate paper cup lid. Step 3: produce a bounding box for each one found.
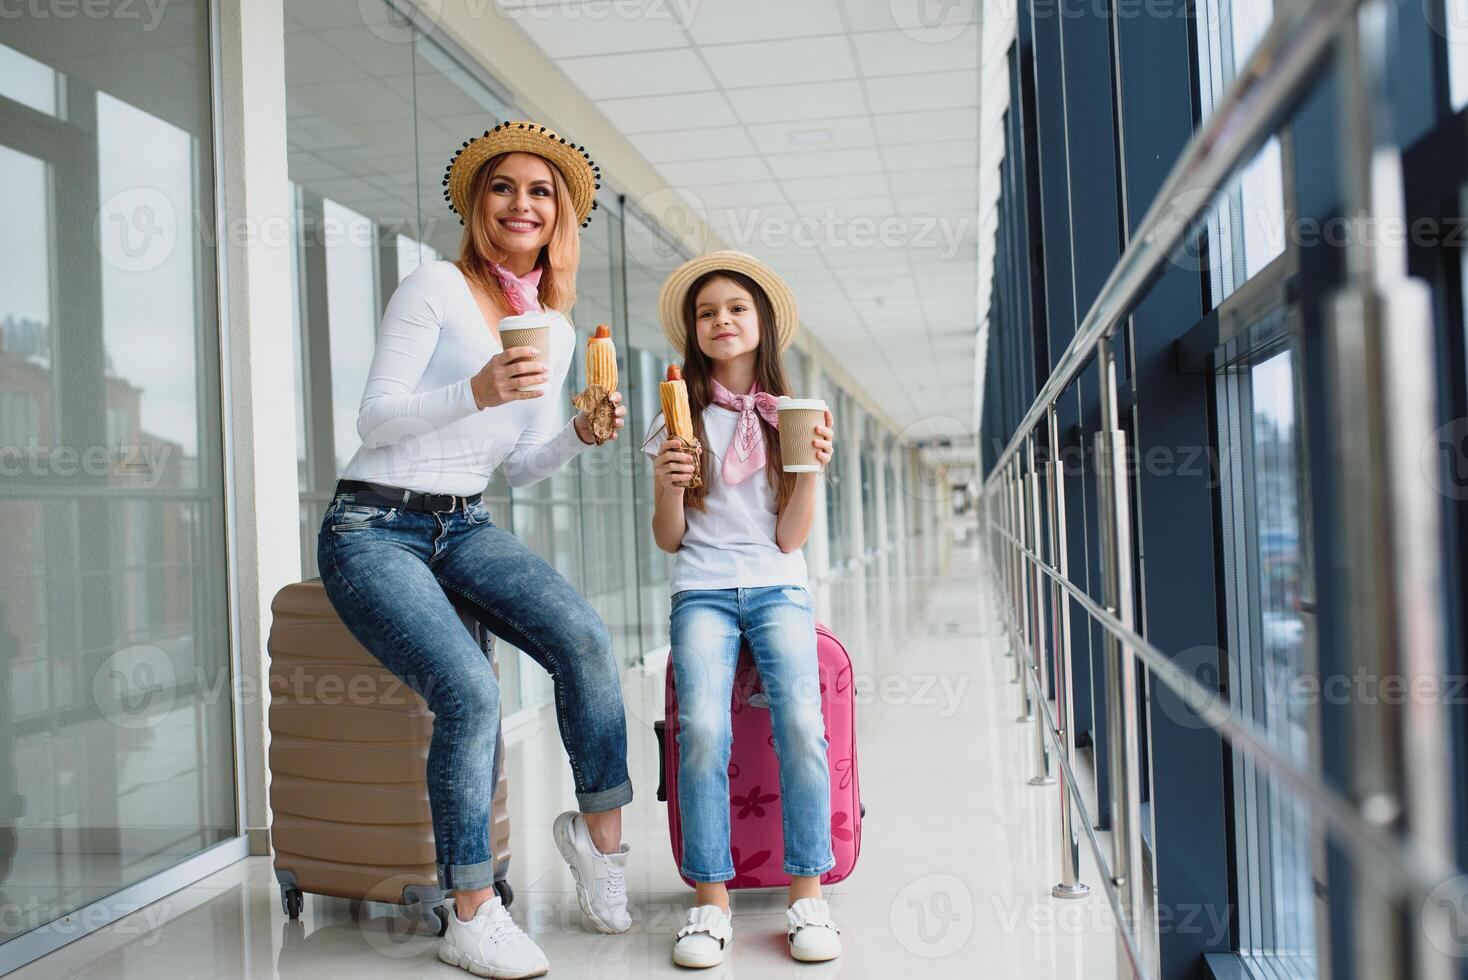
[498,310,560,331]
[777,397,827,411]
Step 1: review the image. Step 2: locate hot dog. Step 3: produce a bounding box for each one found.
[657,363,702,488]
[586,323,617,392]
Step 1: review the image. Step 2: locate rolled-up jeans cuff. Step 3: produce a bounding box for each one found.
[576,779,633,813]
[681,866,735,883]
[439,857,498,893]
[785,855,837,877]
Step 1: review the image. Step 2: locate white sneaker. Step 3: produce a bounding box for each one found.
[553,810,631,934]
[438,895,549,978]
[673,904,733,969]
[786,897,841,962]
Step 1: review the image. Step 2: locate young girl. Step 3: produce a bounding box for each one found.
[640,251,841,968]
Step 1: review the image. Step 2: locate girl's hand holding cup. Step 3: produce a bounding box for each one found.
[776,397,832,473]
[811,410,834,469]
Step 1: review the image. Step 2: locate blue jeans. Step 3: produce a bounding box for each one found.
[317,491,632,893]
[669,586,835,882]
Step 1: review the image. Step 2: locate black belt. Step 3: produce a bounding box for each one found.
[335,479,482,514]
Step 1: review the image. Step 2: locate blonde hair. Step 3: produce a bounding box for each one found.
[455,152,580,313]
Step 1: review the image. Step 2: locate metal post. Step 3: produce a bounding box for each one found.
[1007,463,1025,689]
[1094,335,1145,977]
[1027,438,1055,785]
[995,478,1014,660]
[1009,457,1033,674]
[986,483,999,624]
[1330,3,1454,977]
[1013,454,1035,722]
[1002,464,1014,648]
[1047,404,1089,898]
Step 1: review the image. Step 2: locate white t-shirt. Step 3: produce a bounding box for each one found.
[340,259,589,496]
[641,406,809,593]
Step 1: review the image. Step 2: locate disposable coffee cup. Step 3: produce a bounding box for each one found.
[777,397,828,473]
[498,311,558,391]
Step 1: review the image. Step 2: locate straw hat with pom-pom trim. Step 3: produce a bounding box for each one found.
[441,120,601,228]
[657,250,799,356]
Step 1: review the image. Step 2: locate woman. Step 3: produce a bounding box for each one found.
[317,121,630,980]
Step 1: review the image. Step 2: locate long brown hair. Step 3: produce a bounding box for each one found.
[679,270,796,513]
[455,152,580,313]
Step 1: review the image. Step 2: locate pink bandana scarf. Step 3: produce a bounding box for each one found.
[489,263,544,315]
[709,377,781,486]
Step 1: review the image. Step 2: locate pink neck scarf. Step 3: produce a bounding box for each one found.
[709,377,781,486]
[490,263,543,315]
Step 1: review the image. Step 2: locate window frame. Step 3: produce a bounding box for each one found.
[1210,285,1324,979]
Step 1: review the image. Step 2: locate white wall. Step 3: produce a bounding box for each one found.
[215,0,300,852]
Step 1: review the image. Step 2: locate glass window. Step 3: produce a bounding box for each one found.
[1448,0,1468,110]
[285,0,560,709]
[1217,338,1319,977]
[0,41,58,116]
[570,209,642,666]
[861,413,878,557]
[1196,0,1288,303]
[285,0,424,573]
[0,10,235,960]
[623,208,686,655]
[825,380,852,569]
[395,232,439,283]
[322,198,381,474]
[883,432,898,548]
[785,344,810,392]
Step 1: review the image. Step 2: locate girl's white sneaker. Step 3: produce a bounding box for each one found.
[786,897,841,962]
[673,904,733,969]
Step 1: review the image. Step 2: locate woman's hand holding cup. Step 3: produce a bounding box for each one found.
[471,347,549,409]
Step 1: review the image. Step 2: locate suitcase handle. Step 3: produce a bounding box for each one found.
[653,720,667,802]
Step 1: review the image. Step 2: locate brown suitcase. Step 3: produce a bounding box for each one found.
[267,579,512,935]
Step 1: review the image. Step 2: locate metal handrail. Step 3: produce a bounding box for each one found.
[981,0,1460,973]
[987,550,1154,980]
[990,520,1468,905]
[984,0,1355,480]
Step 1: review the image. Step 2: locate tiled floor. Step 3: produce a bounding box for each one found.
[14,517,1122,978]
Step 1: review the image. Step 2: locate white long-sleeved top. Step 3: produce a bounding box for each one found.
[339,259,590,496]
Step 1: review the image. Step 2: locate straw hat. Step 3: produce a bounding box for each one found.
[657,250,799,356]
[442,120,600,228]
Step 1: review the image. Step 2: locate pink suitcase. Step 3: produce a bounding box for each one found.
[653,623,863,888]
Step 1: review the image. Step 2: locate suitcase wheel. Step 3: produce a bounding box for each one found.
[495,879,514,908]
[281,886,303,920]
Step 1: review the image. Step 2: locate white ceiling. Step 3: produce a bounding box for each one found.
[508,0,981,436]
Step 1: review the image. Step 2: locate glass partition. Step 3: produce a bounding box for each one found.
[571,210,642,666]
[283,1,689,705]
[622,208,684,656]
[860,413,879,557]
[282,0,888,703]
[0,7,236,959]
[825,381,854,569]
